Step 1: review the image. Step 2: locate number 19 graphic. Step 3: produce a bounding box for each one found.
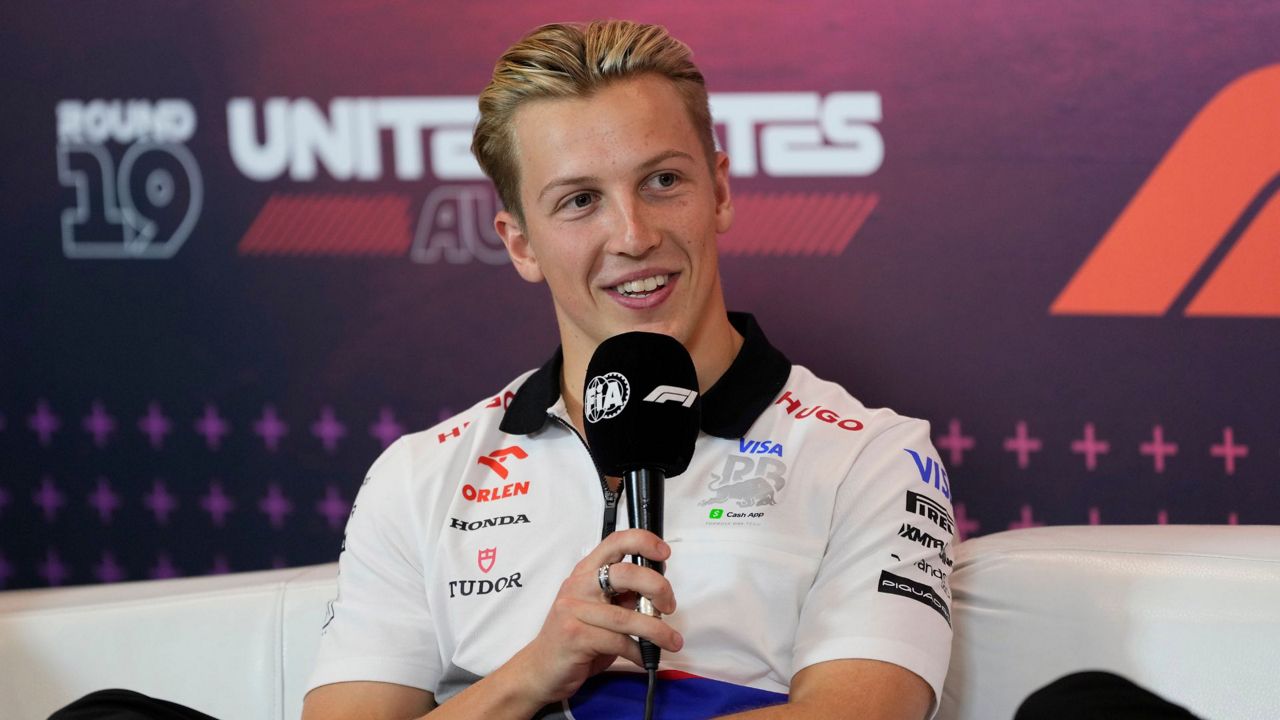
[57,142,203,259]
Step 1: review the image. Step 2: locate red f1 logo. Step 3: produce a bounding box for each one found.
[477,547,496,574]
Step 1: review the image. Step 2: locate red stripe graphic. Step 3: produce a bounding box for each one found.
[238,194,413,256]
[238,191,875,258]
[721,192,878,256]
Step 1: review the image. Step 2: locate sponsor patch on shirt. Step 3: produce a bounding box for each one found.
[878,569,951,625]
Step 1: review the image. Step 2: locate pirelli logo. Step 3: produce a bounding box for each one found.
[906,491,954,534]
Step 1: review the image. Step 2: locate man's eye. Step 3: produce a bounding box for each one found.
[654,173,676,188]
[570,193,593,208]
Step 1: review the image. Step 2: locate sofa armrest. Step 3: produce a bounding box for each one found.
[939,526,1280,720]
[0,563,338,720]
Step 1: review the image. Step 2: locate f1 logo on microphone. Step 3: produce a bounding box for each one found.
[643,386,699,407]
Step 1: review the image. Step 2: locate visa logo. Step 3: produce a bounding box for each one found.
[904,448,951,500]
[738,438,784,456]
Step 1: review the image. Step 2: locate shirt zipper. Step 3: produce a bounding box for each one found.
[549,414,619,540]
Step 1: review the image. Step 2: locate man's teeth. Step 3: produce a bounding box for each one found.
[617,274,669,296]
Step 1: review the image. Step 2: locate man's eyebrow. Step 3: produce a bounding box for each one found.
[538,174,598,203]
[536,150,697,203]
[637,149,696,172]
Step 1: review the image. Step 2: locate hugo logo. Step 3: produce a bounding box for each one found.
[774,390,864,431]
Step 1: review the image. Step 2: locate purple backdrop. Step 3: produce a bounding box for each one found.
[2,0,1278,589]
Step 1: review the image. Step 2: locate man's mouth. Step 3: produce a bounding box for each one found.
[613,273,670,298]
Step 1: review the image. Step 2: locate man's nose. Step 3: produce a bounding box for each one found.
[607,197,661,257]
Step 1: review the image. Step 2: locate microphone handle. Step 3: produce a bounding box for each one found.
[623,467,665,673]
[624,467,665,574]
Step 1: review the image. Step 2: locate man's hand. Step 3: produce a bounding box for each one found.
[303,528,681,720]
[503,528,683,706]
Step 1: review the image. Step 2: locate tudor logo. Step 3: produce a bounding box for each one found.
[448,573,523,598]
[477,547,496,574]
[584,372,630,423]
[643,385,698,407]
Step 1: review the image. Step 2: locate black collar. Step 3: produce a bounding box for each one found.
[500,312,791,439]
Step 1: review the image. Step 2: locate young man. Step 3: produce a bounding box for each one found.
[303,21,953,720]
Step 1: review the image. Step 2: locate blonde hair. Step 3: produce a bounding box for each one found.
[472,20,715,221]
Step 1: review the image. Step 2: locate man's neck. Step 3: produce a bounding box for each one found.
[560,314,743,437]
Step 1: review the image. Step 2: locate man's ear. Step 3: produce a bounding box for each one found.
[712,151,734,234]
[495,209,544,284]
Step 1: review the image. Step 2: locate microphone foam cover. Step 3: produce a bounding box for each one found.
[582,332,701,477]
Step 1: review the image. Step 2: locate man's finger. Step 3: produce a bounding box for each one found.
[578,529,671,573]
[595,561,676,614]
[575,601,684,653]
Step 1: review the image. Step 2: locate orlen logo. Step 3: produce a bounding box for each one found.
[56,99,203,259]
[476,446,527,480]
[461,481,529,504]
[584,372,630,423]
[774,390,864,431]
[1052,65,1280,318]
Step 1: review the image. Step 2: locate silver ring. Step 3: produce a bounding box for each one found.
[597,563,618,598]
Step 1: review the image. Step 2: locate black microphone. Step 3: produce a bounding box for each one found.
[583,331,701,674]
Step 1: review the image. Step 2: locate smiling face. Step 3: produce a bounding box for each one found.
[495,73,739,397]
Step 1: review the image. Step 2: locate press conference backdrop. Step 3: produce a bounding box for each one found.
[2,1,1277,590]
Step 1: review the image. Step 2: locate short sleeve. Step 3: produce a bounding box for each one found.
[306,438,443,694]
[792,418,954,713]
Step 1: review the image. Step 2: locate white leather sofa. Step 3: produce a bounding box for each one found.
[2,526,1277,720]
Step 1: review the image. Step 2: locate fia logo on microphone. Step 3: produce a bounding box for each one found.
[585,372,630,423]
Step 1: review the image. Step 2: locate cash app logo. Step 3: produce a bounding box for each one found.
[708,508,724,519]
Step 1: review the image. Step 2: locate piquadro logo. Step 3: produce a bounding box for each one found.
[1052,65,1280,318]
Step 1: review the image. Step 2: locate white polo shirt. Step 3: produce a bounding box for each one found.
[308,313,955,718]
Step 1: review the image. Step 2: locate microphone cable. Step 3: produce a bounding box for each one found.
[638,568,661,720]
[644,665,657,720]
